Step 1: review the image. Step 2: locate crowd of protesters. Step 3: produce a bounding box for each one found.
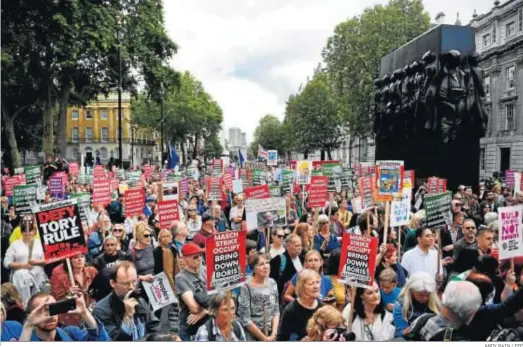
[1,156,523,342]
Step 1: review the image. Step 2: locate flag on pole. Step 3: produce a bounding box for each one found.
[258,144,268,160]
[238,149,245,167]
[166,143,179,169]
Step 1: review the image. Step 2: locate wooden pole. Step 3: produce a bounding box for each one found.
[66,258,75,287]
[383,201,390,244]
[347,286,357,332]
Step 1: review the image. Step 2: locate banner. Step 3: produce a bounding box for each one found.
[267,150,278,166]
[390,188,411,227]
[498,205,523,260]
[295,160,312,185]
[142,272,178,311]
[13,184,38,215]
[32,199,86,263]
[207,177,222,201]
[205,230,247,293]
[92,179,112,205]
[124,188,145,217]
[338,233,378,289]
[244,185,270,200]
[245,197,286,230]
[424,192,452,228]
[157,200,180,229]
[308,176,328,208]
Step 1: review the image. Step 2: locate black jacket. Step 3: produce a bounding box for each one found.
[153,245,177,276]
[269,251,304,299]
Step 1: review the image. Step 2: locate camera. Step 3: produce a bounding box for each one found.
[330,327,356,341]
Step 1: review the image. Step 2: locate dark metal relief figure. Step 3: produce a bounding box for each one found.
[373,49,488,144]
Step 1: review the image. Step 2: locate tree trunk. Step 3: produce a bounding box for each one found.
[4,114,21,168]
[55,86,72,158]
[304,150,308,159]
[348,137,353,167]
[320,150,325,161]
[181,141,186,166]
[193,133,200,158]
[327,147,332,160]
[42,87,55,159]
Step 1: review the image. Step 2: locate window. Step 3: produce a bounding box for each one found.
[506,21,516,37]
[86,127,93,141]
[483,34,491,48]
[484,75,491,97]
[519,8,522,31]
[506,66,515,89]
[505,103,515,130]
[71,110,79,120]
[493,25,496,43]
[480,148,485,171]
[101,127,109,142]
[72,127,79,143]
[85,110,92,120]
[99,147,108,159]
[100,109,108,120]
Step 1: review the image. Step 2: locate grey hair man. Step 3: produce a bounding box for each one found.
[172,221,188,252]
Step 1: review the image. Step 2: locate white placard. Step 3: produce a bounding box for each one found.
[142,272,177,311]
[498,205,523,260]
[245,197,286,230]
[232,179,243,194]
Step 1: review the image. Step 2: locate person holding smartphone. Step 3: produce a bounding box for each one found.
[17,289,109,341]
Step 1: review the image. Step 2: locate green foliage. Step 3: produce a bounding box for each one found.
[322,0,430,136]
[201,134,224,162]
[250,115,287,157]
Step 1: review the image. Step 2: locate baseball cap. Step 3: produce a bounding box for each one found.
[181,242,204,257]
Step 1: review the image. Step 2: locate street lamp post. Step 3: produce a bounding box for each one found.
[131,124,138,167]
[117,16,123,168]
[159,82,165,167]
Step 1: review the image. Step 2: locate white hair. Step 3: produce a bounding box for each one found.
[399,272,440,320]
[442,281,482,326]
[484,212,498,226]
[318,214,329,224]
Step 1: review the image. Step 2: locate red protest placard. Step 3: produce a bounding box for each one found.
[427,176,439,193]
[438,178,447,193]
[157,200,180,229]
[338,233,378,288]
[359,176,374,210]
[94,165,105,178]
[205,230,247,293]
[4,176,22,196]
[244,185,270,200]
[143,165,152,179]
[111,178,119,191]
[207,177,222,201]
[179,178,189,195]
[35,201,86,263]
[124,188,145,217]
[223,173,233,191]
[308,176,328,208]
[92,179,111,205]
[69,162,79,176]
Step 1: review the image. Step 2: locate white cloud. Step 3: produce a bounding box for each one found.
[164,0,494,142]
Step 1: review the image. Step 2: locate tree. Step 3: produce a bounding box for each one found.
[250,115,287,158]
[322,0,430,137]
[201,134,224,163]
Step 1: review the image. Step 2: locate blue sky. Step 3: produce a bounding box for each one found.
[164,0,494,143]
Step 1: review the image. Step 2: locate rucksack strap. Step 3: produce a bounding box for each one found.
[205,319,242,341]
[279,254,287,275]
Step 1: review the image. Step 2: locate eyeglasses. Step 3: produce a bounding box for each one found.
[143,234,152,238]
[188,209,196,212]
[464,226,476,230]
[276,235,285,239]
[22,229,33,233]
[113,229,123,232]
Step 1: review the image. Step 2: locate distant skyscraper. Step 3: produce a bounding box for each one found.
[240,132,247,146]
[228,127,241,148]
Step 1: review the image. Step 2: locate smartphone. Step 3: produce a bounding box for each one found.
[48,298,76,316]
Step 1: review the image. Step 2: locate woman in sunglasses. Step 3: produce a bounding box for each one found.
[3,215,48,306]
[130,223,155,283]
[111,224,129,253]
[269,228,286,260]
[186,203,202,241]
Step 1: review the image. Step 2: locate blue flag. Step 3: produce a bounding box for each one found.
[167,143,179,169]
[238,149,245,167]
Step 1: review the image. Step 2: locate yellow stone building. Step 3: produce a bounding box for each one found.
[66,92,159,166]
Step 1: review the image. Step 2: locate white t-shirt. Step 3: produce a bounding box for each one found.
[291,256,303,272]
[269,245,285,259]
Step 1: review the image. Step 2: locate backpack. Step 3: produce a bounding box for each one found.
[205,319,243,341]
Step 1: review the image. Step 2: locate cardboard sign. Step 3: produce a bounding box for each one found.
[124,188,145,217]
[338,233,378,289]
[207,177,222,201]
[245,197,286,230]
[424,192,452,228]
[157,200,180,229]
[244,185,270,200]
[205,230,247,293]
[498,205,523,260]
[390,188,411,227]
[13,184,38,215]
[296,160,312,185]
[267,150,278,166]
[92,179,112,205]
[33,199,86,263]
[94,165,105,178]
[142,272,177,311]
[308,176,328,208]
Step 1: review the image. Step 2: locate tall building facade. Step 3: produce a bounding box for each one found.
[66,92,157,167]
[228,127,242,148]
[471,0,523,179]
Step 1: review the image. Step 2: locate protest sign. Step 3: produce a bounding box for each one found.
[77,174,92,185]
[94,165,105,178]
[207,177,222,201]
[142,272,178,311]
[390,188,411,227]
[179,178,189,196]
[157,200,180,228]
[13,184,38,215]
[269,185,281,198]
[70,193,91,226]
[211,159,223,177]
[438,178,447,193]
[4,176,22,196]
[24,166,41,185]
[424,192,452,228]
[308,176,328,208]
[37,187,47,201]
[338,233,378,288]
[244,185,270,200]
[341,167,352,189]
[14,167,24,175]
[124,189,145,217]
[427,177,439,194]
[322,162,342,193]
[162,182,179,201]
[515,173,522,197]
[375,160,403,196]
[267,150,278,166]
[252,169,266,186]
[505,170,516,188]
[68,162,79,176]
[359,176,374,210]
[143,165,152,179]
[32,199,86,263]
[223,173,233,191]
[232,179,243,194]
[49,176,65,195]
[245,197,286,230]
[205,230,247,293]
[92,179,112,205]
[498,205,523,260]
[403,170,415,190]
[281,170,294,194]
[296,160,312,185]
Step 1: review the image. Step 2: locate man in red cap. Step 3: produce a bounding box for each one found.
[175,242,210,341]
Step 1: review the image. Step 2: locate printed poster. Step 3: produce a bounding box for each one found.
[232,179,243,194]
[207,177,222,201]
[498,205,523,260]
[142,272,178,311]
[162,182,179,201]
[390,188,411,227]
[205,230,247,293]
[267,150,278,166]
[359,176,374,210]
[92,179,112,205]
[70,193,91,227]
[124,188,145,217]
[13,184,38,215]
[338,233,378,289]
[375,160,403,196]
[296,160,312,185]
[157,200,180,229]
[245,197,287,230]
[424,192,452,228]
[308,176,328,209]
